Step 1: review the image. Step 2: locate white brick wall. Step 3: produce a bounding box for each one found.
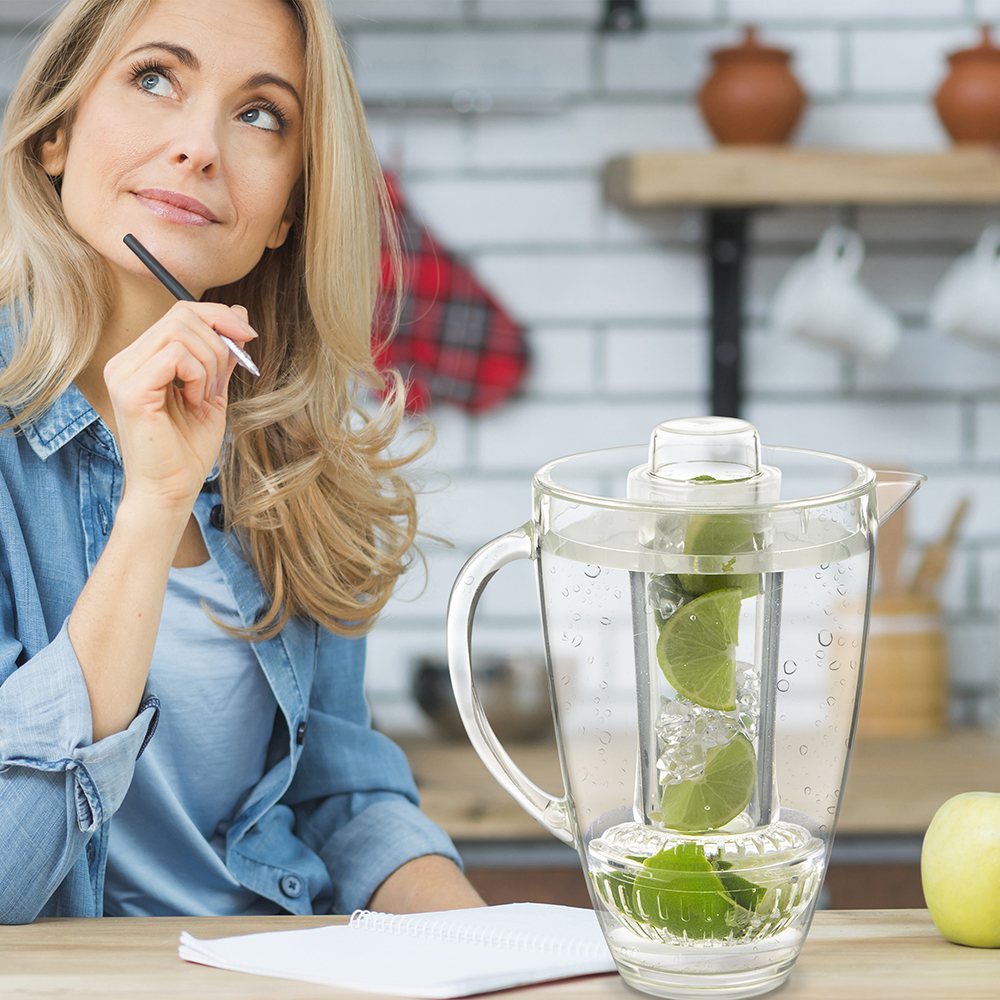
[9,1,1000,725]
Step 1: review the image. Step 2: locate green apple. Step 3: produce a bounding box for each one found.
[921,791,1000,948]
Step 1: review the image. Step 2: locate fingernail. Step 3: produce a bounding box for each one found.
[242,322,258,338]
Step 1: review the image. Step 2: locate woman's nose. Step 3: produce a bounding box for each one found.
[166,117,221,178]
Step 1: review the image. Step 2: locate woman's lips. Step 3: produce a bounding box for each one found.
[133,189,219,226]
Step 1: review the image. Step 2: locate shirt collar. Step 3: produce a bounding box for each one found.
[19,381,108,461]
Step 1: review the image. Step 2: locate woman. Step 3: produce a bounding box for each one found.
[0,0,484,921]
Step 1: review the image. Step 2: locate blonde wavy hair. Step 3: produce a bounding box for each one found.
[0,0,423,639]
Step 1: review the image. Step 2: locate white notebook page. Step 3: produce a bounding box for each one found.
[179,902,616,998]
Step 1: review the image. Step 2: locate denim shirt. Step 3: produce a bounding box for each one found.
[0,332,458,924]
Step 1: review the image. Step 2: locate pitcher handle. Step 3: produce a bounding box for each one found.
[446,525,575,846]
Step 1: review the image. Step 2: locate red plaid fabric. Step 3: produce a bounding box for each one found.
[372,172,530,414]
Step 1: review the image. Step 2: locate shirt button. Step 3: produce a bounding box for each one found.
[296,721,307,746]
[280,874,303,899]
[209,504,225,530]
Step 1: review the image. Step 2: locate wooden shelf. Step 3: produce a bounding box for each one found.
[606,147,1000,207]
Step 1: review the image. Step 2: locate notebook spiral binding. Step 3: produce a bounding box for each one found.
[349,909,593,957]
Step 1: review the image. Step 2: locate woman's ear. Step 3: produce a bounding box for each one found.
[39,126,68,178]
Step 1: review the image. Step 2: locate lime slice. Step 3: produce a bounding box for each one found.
[656,587,741,710]
[657,733,757,832]
[679,513,759,599]
[632,844,733,938]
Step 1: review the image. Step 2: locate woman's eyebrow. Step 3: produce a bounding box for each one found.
[244,72,303,113]
[123,41,199,69]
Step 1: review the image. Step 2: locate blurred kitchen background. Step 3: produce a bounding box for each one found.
[331,0,1000,737]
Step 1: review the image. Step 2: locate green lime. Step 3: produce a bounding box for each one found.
[657,733,757,832]
[633,844,733,938]
[656,587,741,710]
[679,513,759,599]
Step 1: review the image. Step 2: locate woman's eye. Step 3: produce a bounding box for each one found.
[240,107,281,132]
[138,72,172,97]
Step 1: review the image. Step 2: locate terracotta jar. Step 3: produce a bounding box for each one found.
[935,26,1000,143]
[697,26,806,144]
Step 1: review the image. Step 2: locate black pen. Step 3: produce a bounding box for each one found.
[123,233,261,377]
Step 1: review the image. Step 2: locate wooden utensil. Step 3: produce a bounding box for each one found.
[910,497,970,598]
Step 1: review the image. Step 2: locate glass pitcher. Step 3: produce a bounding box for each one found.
[447,417,923,1000]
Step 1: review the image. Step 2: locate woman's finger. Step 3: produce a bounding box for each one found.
[109,302,256,381]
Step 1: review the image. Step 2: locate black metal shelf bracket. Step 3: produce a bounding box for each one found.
[707,207,750,418]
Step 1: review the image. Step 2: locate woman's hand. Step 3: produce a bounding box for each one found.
[103,300,257,513]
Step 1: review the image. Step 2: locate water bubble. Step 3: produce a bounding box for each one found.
[783,660,797,675]
[594,697,601,705]
[804,786,811,796]
[561,589,569,597]
[829,660,840,672]
[571,612,581,622]
[578,726,586,735]
[564,702,571,710]
[587,656,595,665]
[820,563,830,571]
[827,806,837,815]
[584,565,601,578]
[599,731,613,745]
[614,589,622,599]
[818,630,833,647]
[776,679,790,693]
[578,768,589,781]
[599,616,611,626]
[464,575,474,586]
[599,680,608,690]
[819,825,828,835]
[572,585,581,593]
[827,697,837,706]
[571,635,583,647]
[799,745,808,756]
[562,676,570,685]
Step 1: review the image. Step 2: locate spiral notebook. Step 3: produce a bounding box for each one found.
[179,902,616,998]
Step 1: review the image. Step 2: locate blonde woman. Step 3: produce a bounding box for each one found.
[0,0,484,921]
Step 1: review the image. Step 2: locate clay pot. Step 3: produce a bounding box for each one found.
[934,26,1000,143]
[697,26,806,144]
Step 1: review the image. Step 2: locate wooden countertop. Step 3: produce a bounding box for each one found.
[2,911,997,999]
[399,730,1000,841]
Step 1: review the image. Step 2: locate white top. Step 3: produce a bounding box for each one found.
[104,556,281,916]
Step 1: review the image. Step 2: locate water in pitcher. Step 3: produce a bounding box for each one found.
[542,537,868,998]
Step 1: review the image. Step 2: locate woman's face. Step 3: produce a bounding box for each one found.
[41,0,305,299]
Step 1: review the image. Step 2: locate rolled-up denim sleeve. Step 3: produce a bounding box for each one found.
[0,618,158,923]
[284,632,461,914]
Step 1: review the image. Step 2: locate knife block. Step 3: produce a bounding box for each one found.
[856,594,947,738]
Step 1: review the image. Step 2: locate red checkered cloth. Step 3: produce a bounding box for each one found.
[372,172,530,414]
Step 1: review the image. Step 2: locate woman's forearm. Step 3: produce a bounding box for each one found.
[67,497,190,743]
[367,855,486,913]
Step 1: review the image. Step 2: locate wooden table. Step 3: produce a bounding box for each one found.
[1,911,997,999]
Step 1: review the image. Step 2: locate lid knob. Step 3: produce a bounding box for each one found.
[628,416,780,506]
[649,416,760,482]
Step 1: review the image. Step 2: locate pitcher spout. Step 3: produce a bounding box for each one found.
[874,470,926,525]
